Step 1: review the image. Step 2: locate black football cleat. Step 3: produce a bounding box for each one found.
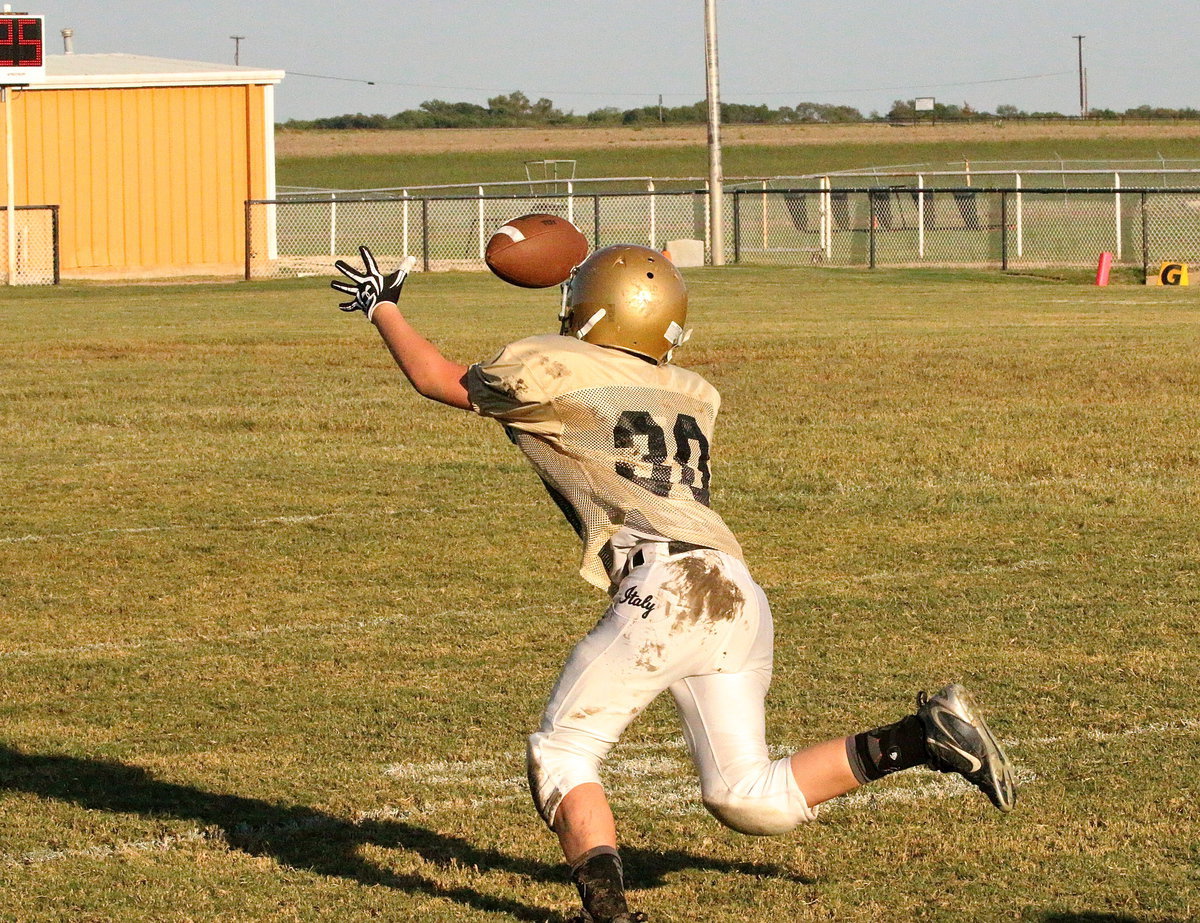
[916,683,1016,812]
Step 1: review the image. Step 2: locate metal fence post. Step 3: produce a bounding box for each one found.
[732,189,741,263]
[1113,173,1122,261]
[703,183,711,263]
[1015,173,1023,258]
[402,190,410,257]
[1000,191,1008,270]
[868,190,877,269]
[51,205,60,285]
[648,180,656,249]
[593,195,601,249]
[820,177,832,261]
[477,187,485,259]
[244,200,252,281]
[1140,190,1148,282]
[917,174,925,259]
[329,192,337,257]
[421,198,430,272]
[761,180,768,252]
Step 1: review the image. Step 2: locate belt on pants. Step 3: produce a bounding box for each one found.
[624,539,710,575]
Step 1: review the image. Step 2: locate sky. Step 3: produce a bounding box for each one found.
[33,1,1200,121]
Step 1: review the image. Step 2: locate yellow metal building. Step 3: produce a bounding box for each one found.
[2,54,284,278]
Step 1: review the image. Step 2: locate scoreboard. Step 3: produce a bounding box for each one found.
[0,14,44,84]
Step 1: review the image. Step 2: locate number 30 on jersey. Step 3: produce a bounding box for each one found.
[613,411,711,505]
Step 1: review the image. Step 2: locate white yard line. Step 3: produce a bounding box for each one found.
[3,564,1066,662]
[0,554,1062,662]
[846,558,1055,584]
[6,718,1194,868]
[0,509,397,545]
[0,614,419,659]
[0,603,567,660]
[1015,717,1200,746]
[1040,299,1164,306]
[12,830,216,866]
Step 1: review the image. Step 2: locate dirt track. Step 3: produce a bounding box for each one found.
[276,122,1200,158]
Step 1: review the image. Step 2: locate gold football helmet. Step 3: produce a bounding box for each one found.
[559,244,690,364]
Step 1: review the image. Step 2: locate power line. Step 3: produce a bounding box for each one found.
[287,72,624,95]
[736,71,1075,98]
[284,69,1072,100]
[289,71,377,86]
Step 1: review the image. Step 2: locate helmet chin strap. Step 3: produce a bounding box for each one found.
[558,266,582,333]
[663,321,692,364]
[558,280,571,325]
[575,308,607,339]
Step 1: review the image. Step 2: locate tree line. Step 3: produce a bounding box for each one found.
[280,91,1200,130]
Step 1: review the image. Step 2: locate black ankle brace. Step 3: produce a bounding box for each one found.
[570,846,629,922]
[847,714,929,783]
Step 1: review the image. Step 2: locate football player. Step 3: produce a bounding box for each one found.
[332,245,1016,923]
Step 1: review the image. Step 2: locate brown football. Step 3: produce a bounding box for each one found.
[485,214,590,288]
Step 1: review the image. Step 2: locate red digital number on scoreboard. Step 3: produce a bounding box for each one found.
[0,17,43,68]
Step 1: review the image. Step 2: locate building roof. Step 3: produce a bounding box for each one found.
[32,54,284,89]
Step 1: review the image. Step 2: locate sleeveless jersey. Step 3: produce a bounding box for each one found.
[467,334,742,590]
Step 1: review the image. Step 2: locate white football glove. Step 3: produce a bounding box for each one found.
[331,247,417,321]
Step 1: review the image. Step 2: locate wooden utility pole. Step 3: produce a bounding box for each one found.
[704,0,724,265]
[1073,35,1086,117]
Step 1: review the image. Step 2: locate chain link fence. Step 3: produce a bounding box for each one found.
[743,163,1200,193]
[279,176,712,199]
[735,188,1200,271]
[0,206,60,285]
[246,192,710,279]
[247,189,1200,279]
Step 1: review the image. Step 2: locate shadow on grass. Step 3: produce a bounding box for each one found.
[0,744,808,920]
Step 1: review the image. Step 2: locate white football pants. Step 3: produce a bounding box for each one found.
[527,544,815,836]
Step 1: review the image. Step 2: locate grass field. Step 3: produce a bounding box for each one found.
[275,123,1200,190]
[2,268,1198,922]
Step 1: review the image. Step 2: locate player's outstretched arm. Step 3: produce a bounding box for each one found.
[332,247,471,410]
[369,302,471,409]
